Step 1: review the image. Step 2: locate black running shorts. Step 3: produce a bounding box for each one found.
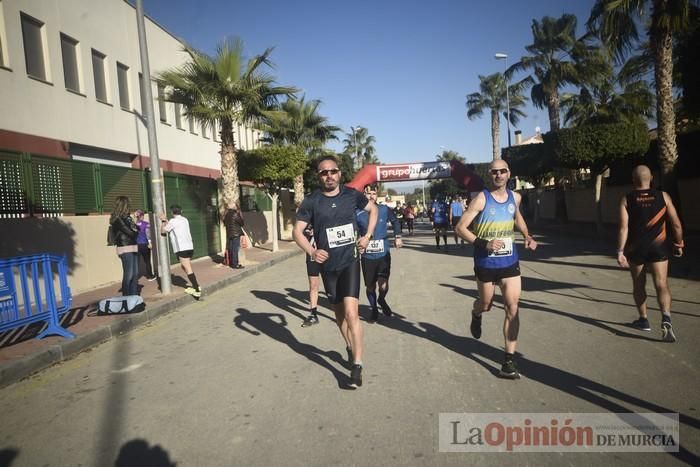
[434,222,449,230]
[321,260,361,305]
[474,262,520,283]
[175,249,194,259]
[626,245,668,265]
[451,216,462,227]
[306,255,321,277]
[361,254,391,287]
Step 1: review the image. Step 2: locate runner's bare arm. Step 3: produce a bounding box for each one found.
[293,219,315,257]
[617,196,630,268]
[455,192,485,244]
[358,202,378,250]
[662,192,684,257]
[513,192,537,250]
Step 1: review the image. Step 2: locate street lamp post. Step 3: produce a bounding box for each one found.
[495,53,511,148]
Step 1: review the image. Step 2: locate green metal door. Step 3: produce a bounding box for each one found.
[163,173,220,264]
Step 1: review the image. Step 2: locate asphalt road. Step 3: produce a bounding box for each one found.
[1,223,698,466]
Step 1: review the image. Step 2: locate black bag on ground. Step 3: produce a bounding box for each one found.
[97,295,145,314]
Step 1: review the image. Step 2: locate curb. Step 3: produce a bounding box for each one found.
[0,248,302,389]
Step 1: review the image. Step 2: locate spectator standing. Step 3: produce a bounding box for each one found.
[110,196,140,296]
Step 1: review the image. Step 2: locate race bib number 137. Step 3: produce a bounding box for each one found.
[326,224,355,249]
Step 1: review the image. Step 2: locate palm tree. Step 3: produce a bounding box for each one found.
[561,52,655,232]
[466,73,532,160]
[588,0,695,192]
[259,96,340,206]
[510,14,603,131]
[157,38,297,206]
[342,127,376,169]
[561,54,655,126]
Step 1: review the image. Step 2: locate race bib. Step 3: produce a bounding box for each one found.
[488,237,513,257]
[326,223,355,249]
[366,239,385,254]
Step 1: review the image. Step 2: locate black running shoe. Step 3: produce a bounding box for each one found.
[499,360,520,379]
[301,314,319,327]
[631,318,651,331]
[662,321,677,343]
[350,364,363,388]
[470,312,482,339]
[378,298,393,317]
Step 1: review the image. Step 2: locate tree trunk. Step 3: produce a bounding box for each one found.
[594,172,604,234]
[491,108,501,160]
[546,89,561,131]
[268,192,279,252]
[293,174,304,208]
[651,22,679,200]
[220,119,240,208]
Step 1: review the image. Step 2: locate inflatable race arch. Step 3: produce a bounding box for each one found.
[346,160,485,193]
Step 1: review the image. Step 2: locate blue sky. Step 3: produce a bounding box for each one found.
[143,0,597,166]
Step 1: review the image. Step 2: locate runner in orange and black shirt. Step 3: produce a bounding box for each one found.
[617,165,684,342]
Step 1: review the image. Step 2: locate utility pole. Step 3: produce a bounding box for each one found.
[135,0,171,294]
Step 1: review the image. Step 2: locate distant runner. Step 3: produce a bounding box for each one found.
[617,165,684,342]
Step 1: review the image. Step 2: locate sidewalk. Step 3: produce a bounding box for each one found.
[0,241,302,388]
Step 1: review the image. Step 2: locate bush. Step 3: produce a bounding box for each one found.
[546,121,649,173]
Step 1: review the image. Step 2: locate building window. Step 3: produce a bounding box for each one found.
[20,12,47,81]
[60,33,80,93]
[188,115,197,134]
[157,83,167,123]
[91,49,108,102]
[201,123,208,139]
[116,62,130,110]
[174,103,183,129]
[212,121,218,142]
[0,1,9,68]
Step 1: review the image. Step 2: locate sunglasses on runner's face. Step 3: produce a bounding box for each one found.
[318,168,340,176]
[490,168,509,175]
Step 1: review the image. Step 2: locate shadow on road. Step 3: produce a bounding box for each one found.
[381,315,700,465]
[114,438,176,467]
[233,308,351,389]
[0,448,19,467]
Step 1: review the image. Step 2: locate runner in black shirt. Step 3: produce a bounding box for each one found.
[294,155,378,388]
[617,165,684,342]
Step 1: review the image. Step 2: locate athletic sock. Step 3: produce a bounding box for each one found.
[366,291,377,309]
[310,307,318,315]
[662,313,671,323]
[187,273,200,290]
[504,352,514,362]
[354,360,363,366]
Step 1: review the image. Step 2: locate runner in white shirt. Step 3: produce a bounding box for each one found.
[160,205,202,298]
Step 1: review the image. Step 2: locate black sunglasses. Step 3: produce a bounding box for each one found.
[318,168,340,176]
[490,168,509,175]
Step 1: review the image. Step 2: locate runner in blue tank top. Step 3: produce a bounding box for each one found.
[454,159,537,379]
[356,187,403,322]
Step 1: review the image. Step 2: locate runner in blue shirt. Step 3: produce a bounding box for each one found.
[450,195,466,248]
[356,188,403,322]
[431,197,449,251]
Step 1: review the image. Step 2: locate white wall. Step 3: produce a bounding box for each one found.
[0,0,261,168]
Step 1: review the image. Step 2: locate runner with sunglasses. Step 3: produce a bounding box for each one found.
[455,159,537,379]
[293,155,378,388]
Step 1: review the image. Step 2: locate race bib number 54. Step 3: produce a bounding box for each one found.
[326,223,355,249]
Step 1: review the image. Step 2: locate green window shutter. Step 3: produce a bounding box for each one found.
[100,166,147,213]
[72,161,99,213]
[31,156,75,215]
[0,152,29,216]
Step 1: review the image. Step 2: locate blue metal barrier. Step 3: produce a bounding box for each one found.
[0,254,75,339]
